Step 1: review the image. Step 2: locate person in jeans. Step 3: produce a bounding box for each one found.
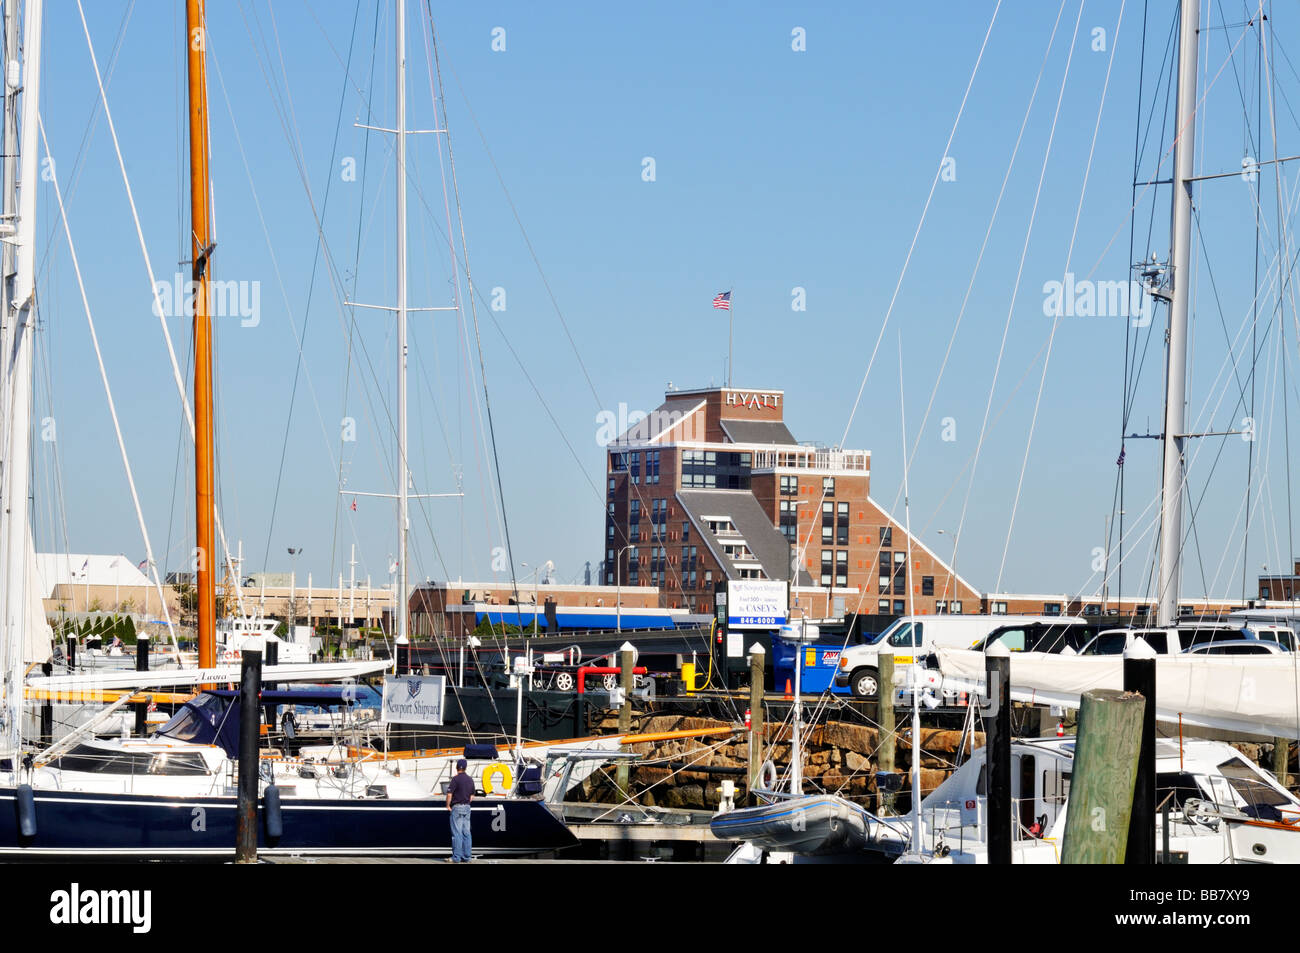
[447,758,474,862]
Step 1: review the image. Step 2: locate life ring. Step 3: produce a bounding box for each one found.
[482,761,513,794]
[760,759,779,791]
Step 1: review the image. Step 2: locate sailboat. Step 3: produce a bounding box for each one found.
[0,0,580,858]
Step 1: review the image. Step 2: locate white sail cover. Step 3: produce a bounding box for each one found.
[934,647,1300,740]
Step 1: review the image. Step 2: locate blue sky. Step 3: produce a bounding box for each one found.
[26,1,1300,605]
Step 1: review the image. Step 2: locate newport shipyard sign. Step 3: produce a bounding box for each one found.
[724,390,781,410]
[381,675,446,725]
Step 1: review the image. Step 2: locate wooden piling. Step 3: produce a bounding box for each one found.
[1061,689,1146,864]
[616,644,634,799]
[877,648,895,815]
[986,644,1012,865]
[1274,737,1290,789]
[1123,649,1156,864]
[134,635,150,737]
[236,650,262,864]
[749,645,765,803]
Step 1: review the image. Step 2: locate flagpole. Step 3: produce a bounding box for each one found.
[728,287,734,388]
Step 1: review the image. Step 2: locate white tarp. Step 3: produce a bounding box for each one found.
[934,647,1300,740]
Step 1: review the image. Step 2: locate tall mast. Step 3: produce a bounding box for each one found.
[0,0,42,754]
[186,0,217,667]
[396,0,409,646]
[1156,0,1199,628]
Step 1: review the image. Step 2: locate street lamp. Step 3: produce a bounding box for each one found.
[614,545,633,633]
[287,547,302,636]
[521,560,553,636]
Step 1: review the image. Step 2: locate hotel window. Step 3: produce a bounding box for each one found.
[879,551,891,573]
[880,526,893,548]
[823,477,835,496]
[951,601,963,614]
[646,450,660,484]
[607,476,616,495]
[892,552,906,594]
[922,576,934,596]
[682,521,690,542]
[611,452,628,472]
[822,502,834,542]
[935,600,948,614]
[835,550,848,588]
[878,599,891,613]
[607,522,615,541]
[630,451,641,484]
[836,502,849,545]
[1043,603,1061,616]
[992,601,1007,614]
[1262,586,1272,600]
[893,600,906,614]
[879,574,890,595]
[607,502,615,516]
[779,500,798,541]
[781,475,798,495]
[820,550,833,587]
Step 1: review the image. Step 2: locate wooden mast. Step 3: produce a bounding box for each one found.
[186,0,216,670]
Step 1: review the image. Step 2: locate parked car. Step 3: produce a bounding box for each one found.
[1079,624,1264,656]
[1187,640,1288,655]
[833,615,1085,698]
[969,621,1099,655]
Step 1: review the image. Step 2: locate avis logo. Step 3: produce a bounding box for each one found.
[49,883,152,933]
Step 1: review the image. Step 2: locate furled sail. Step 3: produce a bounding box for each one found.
[934,647,1300,740]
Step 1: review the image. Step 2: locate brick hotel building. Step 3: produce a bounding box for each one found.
[602,385,981,619]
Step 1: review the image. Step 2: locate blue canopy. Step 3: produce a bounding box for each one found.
[155,688,357,757]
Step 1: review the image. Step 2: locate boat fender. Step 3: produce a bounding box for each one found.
[15,783,35,838]
[482,761,513,794]
[760,760,778,792]
[264,784,283,840]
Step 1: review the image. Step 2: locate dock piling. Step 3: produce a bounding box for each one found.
[1123,643,1156,864]
[134,635,150,736]
[748,644,764,804]
[1061,688,1146,864]
[616,643,634,799]
[236,649,262,864]
[878,648,895,815]
[986,643,1012,865]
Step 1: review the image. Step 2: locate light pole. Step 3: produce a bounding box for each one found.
[521,560,552,636]
[614,545,633,633]
[287,547,301,636]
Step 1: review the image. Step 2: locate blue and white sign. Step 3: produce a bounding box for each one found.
[726,580,788,629]
[381,675,446,725]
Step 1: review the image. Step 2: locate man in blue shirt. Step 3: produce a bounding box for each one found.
[447,758,474,862]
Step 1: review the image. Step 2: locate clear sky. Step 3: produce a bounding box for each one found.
[25,1,1300,606]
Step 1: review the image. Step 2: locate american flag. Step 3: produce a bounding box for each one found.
[351,498,357,512]
[1116,448,1126,467]
[712,291,731,311]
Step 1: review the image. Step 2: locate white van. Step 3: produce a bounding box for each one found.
[833,614,1085,698]
[1227,609,1299,651]
[1079,621,1295,655]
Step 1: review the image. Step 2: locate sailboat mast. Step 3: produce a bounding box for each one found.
[396,0,409,647]
[0,0,41,755]
[186,0,217,668]
[1156,0,1199,628]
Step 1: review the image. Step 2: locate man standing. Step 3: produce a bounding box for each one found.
[447,757,474,862]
